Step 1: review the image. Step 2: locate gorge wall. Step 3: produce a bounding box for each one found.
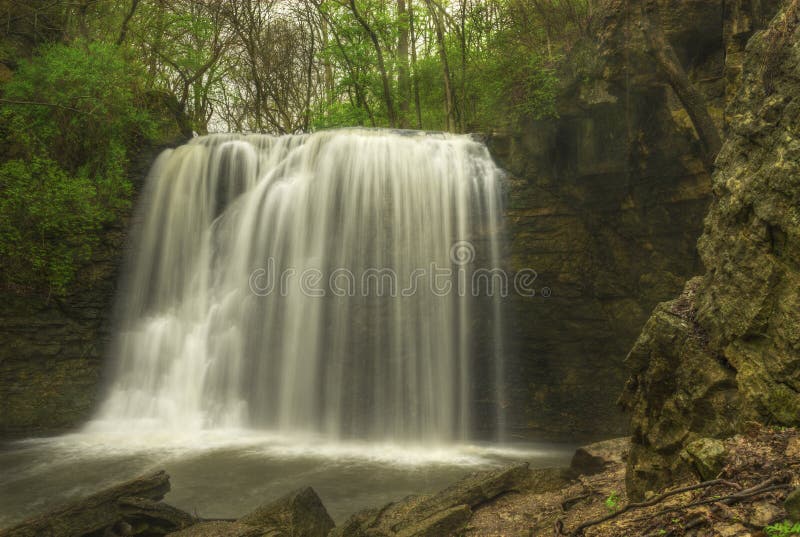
[0,143,181,437]
[622,1,800,499]
[492,0,780,439]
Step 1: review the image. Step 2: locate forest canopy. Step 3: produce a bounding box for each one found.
[0,0,591,295]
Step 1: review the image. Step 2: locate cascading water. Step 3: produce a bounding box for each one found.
[93,129,506,443]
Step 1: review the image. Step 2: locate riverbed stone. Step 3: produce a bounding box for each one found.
[393,505,471,537]
[331,463,530,537]
[237,487,334,537]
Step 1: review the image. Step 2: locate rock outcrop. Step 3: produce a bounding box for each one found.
[570,437,631,476]
[622,0,800,499]
[0,471,336,537]
[491,0,781,438]
[0,471,190,537]
[237,487,334,537]
[331,463,533,537]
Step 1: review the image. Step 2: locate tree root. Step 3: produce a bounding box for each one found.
[566,475,790,536]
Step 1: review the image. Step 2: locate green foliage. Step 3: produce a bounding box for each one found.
[0,157,105,294]
[311,0,558,132]
[604,491,621,512]
[311,100,373,130]
[766,521,800,537]
[0,0,575,296]
[469,37,558,127]
[0,41,157,295]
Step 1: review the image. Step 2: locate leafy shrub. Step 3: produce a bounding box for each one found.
[0,157,106,294]
[0,41,156,295]
[766,521,800,537]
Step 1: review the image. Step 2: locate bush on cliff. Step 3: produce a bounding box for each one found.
[0,41,159,295]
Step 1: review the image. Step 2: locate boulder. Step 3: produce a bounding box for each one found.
[394,505,471,537]
[622,2,800,499]
[570,437,630,476]
[682,437,727,480]
[400,462,529,522]
[237,487,334,537]
[784,487,800,521]
[117,497,195,535]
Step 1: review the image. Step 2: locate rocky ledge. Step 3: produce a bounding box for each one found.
[0,463,545,537]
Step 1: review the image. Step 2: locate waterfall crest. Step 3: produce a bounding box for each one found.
[95,129,505,443]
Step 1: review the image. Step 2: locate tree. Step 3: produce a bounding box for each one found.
[347,0,397,127]
[396,0,411,127]
[641,10,722,165]
[424,0,456,131]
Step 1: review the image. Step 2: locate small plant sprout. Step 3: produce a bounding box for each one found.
[605,491,621,512]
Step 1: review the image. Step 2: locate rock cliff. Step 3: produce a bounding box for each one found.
[491,0,780,438]
[622,0,800,498]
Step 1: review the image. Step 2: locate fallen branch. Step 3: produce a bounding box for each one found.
[0,98,90,115]
[629,480,792,522]
[635,479,792,535]
[568,479,742,536]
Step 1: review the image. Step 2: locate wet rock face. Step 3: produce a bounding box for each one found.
[623,1,800,499]
[0,227,123,437]
[491,0,781,439]
[493,91,709,439]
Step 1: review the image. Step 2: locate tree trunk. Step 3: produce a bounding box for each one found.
[425,0,456,132]
[458,0,467,132]
[320,6,377,126]
[397,0,411,128]
[349,0,397,127]
[642,13,722,165]
[408,0,423,128]
[321,16,334,105]
[115,0,140,46]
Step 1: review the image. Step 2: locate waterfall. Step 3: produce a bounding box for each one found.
[94,129,505,443]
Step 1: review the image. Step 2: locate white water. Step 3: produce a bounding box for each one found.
[92,129,506,443]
